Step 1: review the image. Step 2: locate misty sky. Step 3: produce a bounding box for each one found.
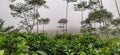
[0,0,120,33]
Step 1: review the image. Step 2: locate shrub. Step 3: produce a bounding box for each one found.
[0,32,120,55]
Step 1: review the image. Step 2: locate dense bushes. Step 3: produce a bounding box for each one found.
[0,32,120,55]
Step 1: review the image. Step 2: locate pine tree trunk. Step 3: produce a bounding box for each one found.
[99,22,104,37]
[99,0,110,38]
[37,21,39,33]
[100,0,103,9]
[98,0,104,37]
[81,11,84,30]
[80,0,84,33]
[65,1,68,33]
[116,25,120,32]
[36,6,39,33]
[104,19,109,38]
[63,24,64,33]
[115,0,120,18]
[33,4,36,33]
[43,24,45,33]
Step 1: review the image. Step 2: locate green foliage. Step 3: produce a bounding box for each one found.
[41,18,50,24]
[0,32,120,55]
[58,18,68,32]
[0,18,14,33]
[58,18,68,24]
[9,0,48,33]
[0,50,4,55]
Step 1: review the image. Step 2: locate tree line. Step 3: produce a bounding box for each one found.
[0,0,119,38]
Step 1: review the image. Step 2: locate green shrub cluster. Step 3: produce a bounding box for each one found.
[0,32,120,55]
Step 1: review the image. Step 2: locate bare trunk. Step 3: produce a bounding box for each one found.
[115,0,120,18]
[63,24,64,33]
[102,20,106,38]
[80,11,84,30]
[99,0,109,38]
[36,6,39,33]
[80,0,84,32]
[116,25,120,32]
[100,0,103,9]
[23,12,33,33]
[81,11,84,22]
[33,4,36,32]
[104,19,109,38]
[43,24,45,33]
[65,1,68,33]
[99,22,104,37]
[37,21,39,33]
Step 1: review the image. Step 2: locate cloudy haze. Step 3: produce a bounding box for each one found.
[0,0,120,33]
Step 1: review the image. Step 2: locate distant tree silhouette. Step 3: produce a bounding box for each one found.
[82,9,113,38]
[25,0,48,33]
[41,18,50,33]
[74,0,100,32]
[64,0,77,33]
[9,0,48,33]
[58,18,67,33]
[9,2,35,33]
[111,18,120,32]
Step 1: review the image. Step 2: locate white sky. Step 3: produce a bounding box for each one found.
[0,0,120,33]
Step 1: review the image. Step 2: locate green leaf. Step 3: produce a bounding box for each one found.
[0,50,4,55]
[32,52,38,55]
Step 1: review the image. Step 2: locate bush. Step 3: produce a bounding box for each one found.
[0,32,120,55]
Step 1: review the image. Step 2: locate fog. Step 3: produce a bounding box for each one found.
[0,0,120,33]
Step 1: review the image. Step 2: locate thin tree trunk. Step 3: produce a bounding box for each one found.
[104,19,109,38]
[43,24,45,33]
[102,20,106,38]
[23,13,29,32]
[80,0,84,32]
[65,1,68,33]
[102,19,109,38]
[33,4,36,32]
[36,23,38,33]
[100,0,103,9]
[63,24,64,33]
[36,6,39,33]
[80,11,83,32]
[98,0,104,37]
[23,12,33,33]
[115,0,120,18]
[98,0,101,9]
[81,11,84,22]
[80,9,84,32]
[99,0,109,38]
[116,25,120,32]
[99,22,104,37]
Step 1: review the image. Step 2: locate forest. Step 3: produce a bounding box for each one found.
[0,0,120,55]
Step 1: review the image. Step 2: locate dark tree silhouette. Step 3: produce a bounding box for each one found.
[41,18,50,33]
[58,18,68,33]
[24,0,47,33]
